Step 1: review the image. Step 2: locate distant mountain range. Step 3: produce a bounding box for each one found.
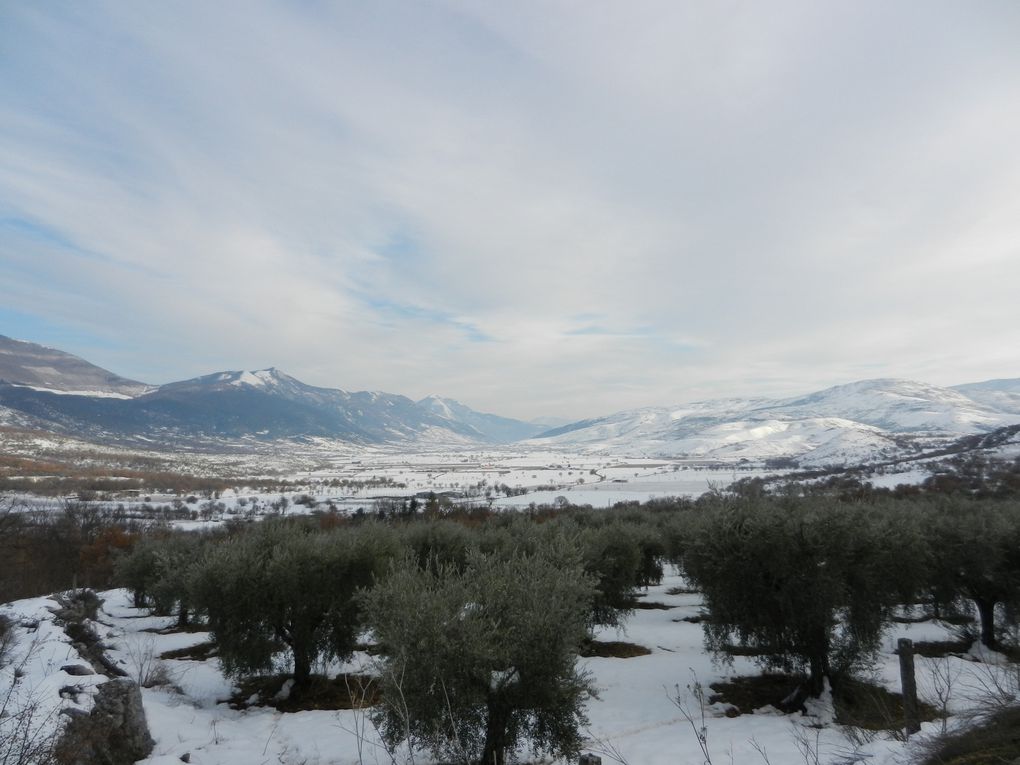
[526,378,1020,465]
[0,335,545,446]
[0,334,1017,464]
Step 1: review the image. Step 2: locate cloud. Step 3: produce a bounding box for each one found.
[2,1,1019,419]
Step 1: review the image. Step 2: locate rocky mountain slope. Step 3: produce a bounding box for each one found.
[0,335,150,397]
[417,395,547,442]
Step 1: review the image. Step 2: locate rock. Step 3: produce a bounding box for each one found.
[55,679,155,765]
[60,663,94,676]
[59,684,84,701]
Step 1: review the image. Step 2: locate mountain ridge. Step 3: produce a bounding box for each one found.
[0,335,151,397]
[0,334,1017,463]
[0,342,536,446]
[417,394,547,442]
[527,377,1020,465]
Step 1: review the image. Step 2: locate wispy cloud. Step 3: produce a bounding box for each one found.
[2,1,1019,418]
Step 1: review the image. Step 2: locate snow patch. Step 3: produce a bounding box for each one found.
[9,383,134,399]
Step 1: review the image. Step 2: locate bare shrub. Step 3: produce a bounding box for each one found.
[122,634,179,690]
[0,633,60,765]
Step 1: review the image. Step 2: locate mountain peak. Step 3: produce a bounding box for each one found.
[234,368,292,387]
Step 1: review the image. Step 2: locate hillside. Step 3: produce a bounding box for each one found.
[0,335,150,397]
[529,378,1020,465]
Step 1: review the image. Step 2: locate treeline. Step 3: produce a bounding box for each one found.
[0,446,309,498]
[107,491,1020,763]
[0,499,142,601]
[733,452,1020,501]
[0,471,293,498]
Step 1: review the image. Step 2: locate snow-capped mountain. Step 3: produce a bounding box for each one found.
[0,337,535,445]
[528,378,1020,465]
[1,334,1017,463]
[0,335,150,397]
[0,366,488,445]
[952,379,1020,416]
[417,395,546,443]
[769,379,1007,433]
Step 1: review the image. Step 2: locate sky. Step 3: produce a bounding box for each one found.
[2,1,1019,421]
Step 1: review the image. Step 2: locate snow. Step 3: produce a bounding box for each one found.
[528,378,1020,464]
[867,469,933,490]
[8,383,134,399]
[0,595,107,758]
[3,577,1015,765]
[231,371,266,388]
[420,395,455,419]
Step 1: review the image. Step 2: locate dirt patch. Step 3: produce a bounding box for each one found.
[626,600,675,610]
[709,674,803,714]
[674,613,707,624]
[142,621,209,634]
[666,586,700,596]
[580,640,652,658]
[708,674,939,730]
[833,677,939,731]
[159,641,217,662]
[228,673,380,712]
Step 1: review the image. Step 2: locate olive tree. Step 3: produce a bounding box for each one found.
[683,497,919,703]
[400,518,475,572]
[116,532,210,625]
[114,538,163,609]
[481,514,648,629]
[925,498,1020,650]
[364,542,597,765]
[191,521,396,690]
[574,521,643,627]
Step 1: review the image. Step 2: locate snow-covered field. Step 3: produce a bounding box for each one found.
[6,437,960,531]
[4,439,793,520]
[1,574,1015,764]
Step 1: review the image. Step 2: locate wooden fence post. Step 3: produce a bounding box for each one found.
[898,637,921,735]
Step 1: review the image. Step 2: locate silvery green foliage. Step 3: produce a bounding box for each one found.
[192,520,398,689]
[683,496,920,701]
[365,538,596,765]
